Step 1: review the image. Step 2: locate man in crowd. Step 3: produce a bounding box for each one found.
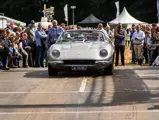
[47,20,64,48]
[17,27,23,35]
[0,29,10,70]
[131,24,145,65]
[144,26,153,65]
[0,29,17,69]
[35,23,48,68]
[60,23,66,30]
[24,20,36,67]
[151,28,159,65]
[114,23,126,66]
[130,24,137,64]
[97,23,107,35]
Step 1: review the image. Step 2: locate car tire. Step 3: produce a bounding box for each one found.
[48,65,58,76]
[104,64,113,75]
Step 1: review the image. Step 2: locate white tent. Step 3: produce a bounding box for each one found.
[35,22,52,29]
[0,15,26,27]
[109,7,146,24]
[35,17,52,29]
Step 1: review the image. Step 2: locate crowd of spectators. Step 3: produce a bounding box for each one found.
[0,20,83,70]
[0,19,159,71]
[112,23,159,66]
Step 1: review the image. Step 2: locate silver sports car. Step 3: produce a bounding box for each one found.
[47,30,114,76]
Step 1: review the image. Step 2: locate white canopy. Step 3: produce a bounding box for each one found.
[35,22,52,29]
[0,15,26,27]
[109,7,146,24]
[35,17,52,29]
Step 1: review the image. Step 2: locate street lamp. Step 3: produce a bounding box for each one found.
[71,6,76,25]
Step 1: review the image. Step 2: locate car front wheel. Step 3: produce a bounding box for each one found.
[104,64,113,75]
[48,65,58,76]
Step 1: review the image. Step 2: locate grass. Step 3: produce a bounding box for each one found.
[116,45,148,66]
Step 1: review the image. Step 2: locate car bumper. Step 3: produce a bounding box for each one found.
[48,60,112,70]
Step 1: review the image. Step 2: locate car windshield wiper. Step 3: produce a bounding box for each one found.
[60,38,74,43]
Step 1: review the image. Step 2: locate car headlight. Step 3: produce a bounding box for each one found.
[52,49,60,58]
[99,49,108,57]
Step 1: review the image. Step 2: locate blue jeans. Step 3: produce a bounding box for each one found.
[151,48,159,65]
[148,49,153,66]
[44,50,48,67]
[130,41,137,63]
[36,46,45,68]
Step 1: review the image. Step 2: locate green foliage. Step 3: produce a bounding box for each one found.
[122,24,128,29]
[0,0,157,24]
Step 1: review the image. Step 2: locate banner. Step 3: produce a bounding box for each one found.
[157,0,159,17]
[64,4,68,22]
[115,1,120,18]
[44,4,46,10]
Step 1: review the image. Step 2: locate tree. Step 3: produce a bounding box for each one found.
[0,0,157,24]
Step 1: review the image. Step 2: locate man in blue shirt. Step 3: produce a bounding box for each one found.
[47,20,64,48]
[0,29,10,70]
[35,23,48,67]
[130,24,137,63]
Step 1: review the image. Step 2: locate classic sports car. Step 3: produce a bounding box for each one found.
[47,30,114,76]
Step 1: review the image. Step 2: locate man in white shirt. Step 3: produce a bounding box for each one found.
[97,23,108,36]
[131,24,145,65]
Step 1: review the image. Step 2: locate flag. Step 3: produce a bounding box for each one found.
[115,1,120,18]
[157,0,159,17]
[64,4,68,22]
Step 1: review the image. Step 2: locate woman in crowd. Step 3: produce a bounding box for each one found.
[7,37,18,68]
[19,32,30,68]
[0,29,10,70]
[125,28,130,46]
[106,26,113,39]
[13,38,23,67]
[151,28,159,64]
[144,26,153,65]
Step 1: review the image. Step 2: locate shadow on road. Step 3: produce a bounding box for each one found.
[133,67,159,110]
[0,67,159,109]
[23,70,103,78]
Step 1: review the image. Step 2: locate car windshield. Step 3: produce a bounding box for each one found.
[57,30,105,43]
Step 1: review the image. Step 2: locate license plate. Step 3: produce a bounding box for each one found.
[71,66,87,71]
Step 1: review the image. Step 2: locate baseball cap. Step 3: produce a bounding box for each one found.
[30,20,35,24]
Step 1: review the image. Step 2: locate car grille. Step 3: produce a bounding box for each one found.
[63,60,95,65]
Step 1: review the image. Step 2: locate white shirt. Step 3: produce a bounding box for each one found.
[98,28,108,37]
[131,30,145,45]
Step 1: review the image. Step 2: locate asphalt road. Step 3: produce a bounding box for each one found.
[0,66,159,120]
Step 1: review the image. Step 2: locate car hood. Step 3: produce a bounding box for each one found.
[48,41,113,60]
[56,42,105,50]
